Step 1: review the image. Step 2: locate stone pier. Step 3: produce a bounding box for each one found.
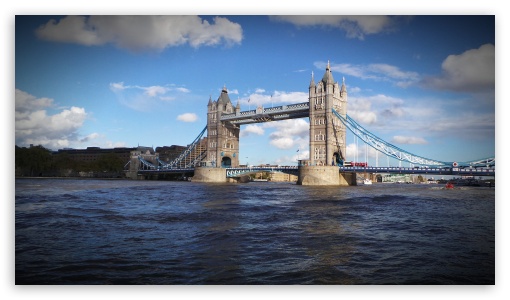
[191,167,227,183]
[297,165,356,186]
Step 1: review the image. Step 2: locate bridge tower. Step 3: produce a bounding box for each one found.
[308,61,347,166]
[205,86,240,168]
[297,62,354,185]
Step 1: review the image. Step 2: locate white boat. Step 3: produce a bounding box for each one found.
[363,179,373,185]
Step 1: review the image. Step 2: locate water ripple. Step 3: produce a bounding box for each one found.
[15,179,495,284]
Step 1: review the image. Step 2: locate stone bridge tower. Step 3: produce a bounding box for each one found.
[206,86,240,167]
[308,61,347,166]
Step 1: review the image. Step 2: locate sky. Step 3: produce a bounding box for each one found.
[14,13,496,167]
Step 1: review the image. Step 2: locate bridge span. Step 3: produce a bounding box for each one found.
[136,165,495,178]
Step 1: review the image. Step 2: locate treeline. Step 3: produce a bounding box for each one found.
[15,145,126,177]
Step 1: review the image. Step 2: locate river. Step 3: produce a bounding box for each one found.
[15,178,495,284]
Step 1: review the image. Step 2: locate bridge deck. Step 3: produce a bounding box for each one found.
[137,166,495,177]
[221,103,310,125]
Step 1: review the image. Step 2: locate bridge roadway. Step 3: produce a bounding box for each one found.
[136,165,495,177]
[221,102,310,125]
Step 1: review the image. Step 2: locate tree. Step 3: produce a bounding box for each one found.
[95,153,124,172]
[15,145,53,176]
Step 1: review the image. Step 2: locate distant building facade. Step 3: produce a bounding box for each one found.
[55,146,137,165]
[269,172,298,182]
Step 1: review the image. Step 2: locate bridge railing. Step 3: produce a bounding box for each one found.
[138,156,157,170]
[158,126,207,169]
[226,166,298,177]
[220,102,310,121]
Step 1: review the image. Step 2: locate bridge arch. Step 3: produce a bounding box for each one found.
[221,156,232,168]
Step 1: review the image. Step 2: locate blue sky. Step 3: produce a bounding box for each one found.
[14,13,496,167]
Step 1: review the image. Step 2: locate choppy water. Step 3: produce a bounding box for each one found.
[15,178,495,285]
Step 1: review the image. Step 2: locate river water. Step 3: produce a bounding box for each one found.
[15,178,495,285]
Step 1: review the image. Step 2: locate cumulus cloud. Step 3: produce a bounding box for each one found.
[15,89,89,150]
[240,124,264,137]
[35,15,243,52]
[346,143,358,160]
[272,15,401,40]
[269,137,294,149]
[348,94,408,126]
[391,136,428,145]
[177,113,198,122]
[264,119,309,150]
[421,44,495,92]
[349,111,378,125]
[348,97,378,125]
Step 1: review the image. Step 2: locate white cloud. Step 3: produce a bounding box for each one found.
[110,82,190,111]
[421,44,495,92]
[348,94,408,126]
[15,89,53,113]
[175,87,190,93]
[15,89,88,150]
[348,97,378,124]
[35,15,243,52]
[270,136,294,149]
[346,143,358,160]
[272,16,400,40]
[391,136,428,145]
[264,119,309,150]
[349,111,378,125]
[240,124,264,137]
[177,113,198,122]
[144,86,169,97]
[326,62,420,87]
[109,82,126,91]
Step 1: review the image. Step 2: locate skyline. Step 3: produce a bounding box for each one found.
[15,15,495,166]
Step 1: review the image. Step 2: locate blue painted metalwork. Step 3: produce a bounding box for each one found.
[158,126,207,169]
[221,102,310,125]
[332,109,495,168]
[226,166,298,177]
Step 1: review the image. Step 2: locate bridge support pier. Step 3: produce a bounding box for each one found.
[191,167,227,183]
[297,165,356,186]
[339,172,357,186]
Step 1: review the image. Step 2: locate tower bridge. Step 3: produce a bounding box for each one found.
[127,62,495,184]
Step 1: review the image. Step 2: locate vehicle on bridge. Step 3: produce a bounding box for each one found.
[343,161,368,167]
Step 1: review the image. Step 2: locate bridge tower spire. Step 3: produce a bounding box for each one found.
[308,62,347,166]
[206,86,240,168]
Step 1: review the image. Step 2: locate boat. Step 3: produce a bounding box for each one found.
[363,178,373,185]
[445,182,454,189]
